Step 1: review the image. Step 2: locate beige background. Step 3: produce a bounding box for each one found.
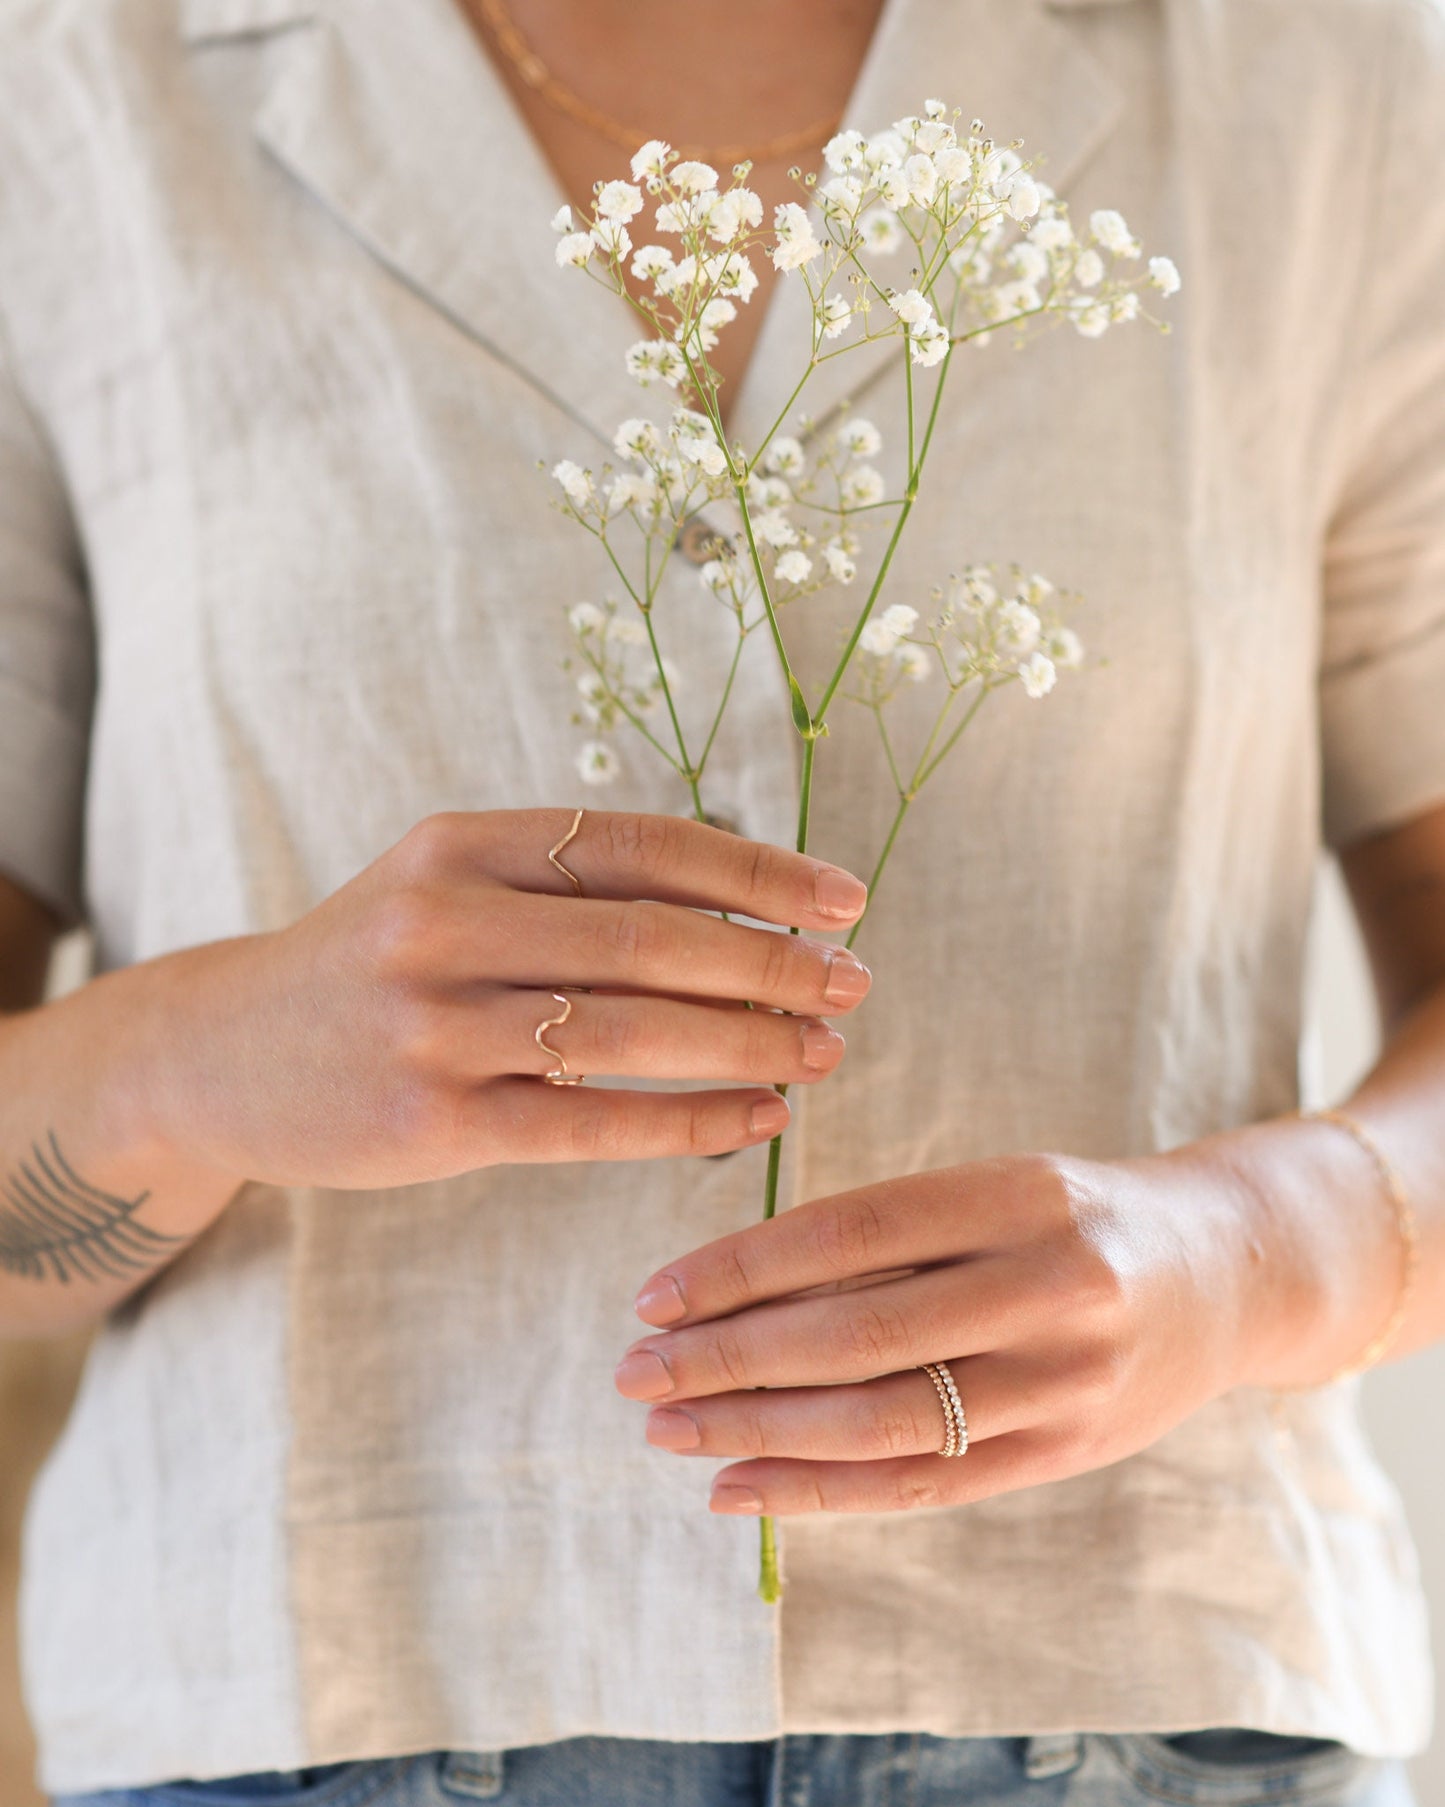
[0,863,1440,1803]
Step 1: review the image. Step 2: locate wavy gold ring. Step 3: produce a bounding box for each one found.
[548,807,586,898]
[535,991,586,1086]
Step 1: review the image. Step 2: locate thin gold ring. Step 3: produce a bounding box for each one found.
[535,992,586,1086]
[548,807,586,898]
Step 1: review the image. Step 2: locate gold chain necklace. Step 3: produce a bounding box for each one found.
[470,0,843,168]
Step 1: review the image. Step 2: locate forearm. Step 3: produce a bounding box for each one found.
[0,947,250,1340]
[1155,977,1445,1392]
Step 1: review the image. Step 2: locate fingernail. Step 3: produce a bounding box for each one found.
[750,1096,790,1138]
[711,1483,764,1514]
[801,1022,845,1071]
[614,1349,673,1399]
[813,865,868,918]
[634,1275,687,1324]
[823,949,871,1008]
[647,1407,701,1450]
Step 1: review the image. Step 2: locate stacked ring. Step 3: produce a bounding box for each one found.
[918,1360,969,1457]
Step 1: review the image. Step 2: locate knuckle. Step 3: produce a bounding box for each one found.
[709,1328,753,1391]
[860,1397,924,1458]
[839,1299,911,1369]
[610,901,671,971]
[679,1093,717,1157]
[757,930,797,999]
[566,1100,628,1163]
[810,1195,887,1279]
[398,812,464,878]
[366,885,442,979]
[885,1469,946,1512]
[714,1240,755,1309]
[604,811,674,878]
[386,991,450,1077]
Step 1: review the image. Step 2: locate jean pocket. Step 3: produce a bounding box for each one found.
[1105,1728,1375,1805]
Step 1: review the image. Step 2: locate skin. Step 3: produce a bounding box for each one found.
[615,804,1445,1515]
[5,3,1444,1539]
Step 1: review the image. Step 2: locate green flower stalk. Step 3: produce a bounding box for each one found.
[547,100,1179,1603]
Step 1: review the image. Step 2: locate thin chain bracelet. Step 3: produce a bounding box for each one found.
[1277,1108,1421,1392]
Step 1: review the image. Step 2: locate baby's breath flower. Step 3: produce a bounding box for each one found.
[1003,175,1041,221]
[821,294,852,338]
[933,145,971,187]
[630,139,672,179]
[552,459,593,506]
[1073,249,1104,288]
[631,244,674,283]
[997,599,1042,654]
[613,417,659,459]
[1071,300,1110,339]
[754,507,799,548]
[775,550,813,584]
[878,168,912,210]
[1045,625,1084,668]
[904,152,939,205]
[771,202,823,271]
[1110,291,1141,324]
[1018,651,1057,698]
[859,207,903,254]
[1031,213,1075,252]
[550,205,574,234]
[568,600,606,634]
[605,471,658,513]
[864,130,906,173]
[590,219,632,259]
[763,436,806,477]
[881,603,919,636]
[838,417,882,458]
[909,316,951,366]
[708,187,763,244]
[841,464,885,508]
[823,541,857,584]
[555,232,594,269]
[994,278,1042,317]
[860,617,901,655]
[819,176,865,220]
[597,181,644,222]
[1148,255,1182,296]
[924,97,948,120]
[608,616,649,646]
[625,339,688,388]
[656,193,717,234]
[888,288,935,327]
[1007,241,1050,285]
[1089,208,1141,258]
[823,128,867,173]
[895,643,932,682]
[699,559,732,594]
[678,437,729,478]
[671,160,719,195]
[576,739,621,784]
[915,120,954,156]
[747,472,792,509]
[710,252,759,303]
[576,670,608,718]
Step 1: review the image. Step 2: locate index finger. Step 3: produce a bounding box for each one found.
[451,809,869,928]
[628,1168,981,1328]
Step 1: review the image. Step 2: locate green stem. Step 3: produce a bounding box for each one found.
[846,792,911,952]
[756,729,818,1604]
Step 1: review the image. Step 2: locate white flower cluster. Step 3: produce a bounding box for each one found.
[564,597,685,785]
[849,566,1084,708]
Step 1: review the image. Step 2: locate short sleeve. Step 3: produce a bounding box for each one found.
[0,329,94,926]
[1319,2,1445,852]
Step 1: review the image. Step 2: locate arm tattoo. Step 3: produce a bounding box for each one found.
[0,1131,187,1285]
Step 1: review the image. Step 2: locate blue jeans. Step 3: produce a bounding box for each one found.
[51,1730,1418,1807]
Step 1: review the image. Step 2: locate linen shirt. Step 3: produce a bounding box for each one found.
[3,0,1445,1792]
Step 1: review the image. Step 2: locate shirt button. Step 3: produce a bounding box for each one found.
[677,515,731,564]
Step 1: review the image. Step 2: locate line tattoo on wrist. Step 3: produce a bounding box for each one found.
[0,1131,186,1285]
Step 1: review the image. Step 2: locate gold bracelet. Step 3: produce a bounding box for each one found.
[1293,1108,1420,1384]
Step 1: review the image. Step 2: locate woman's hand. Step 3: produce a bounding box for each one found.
[613,1145,1311,1515]
[131,808,871,1190]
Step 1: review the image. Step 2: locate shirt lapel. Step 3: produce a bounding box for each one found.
[180,0,1125,458]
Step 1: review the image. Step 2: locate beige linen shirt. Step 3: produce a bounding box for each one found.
[3,0,1444,1792]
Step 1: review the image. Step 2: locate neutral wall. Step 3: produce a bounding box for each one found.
[0,865,1439,1802]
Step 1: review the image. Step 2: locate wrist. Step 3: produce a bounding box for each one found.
[1155,1116,1407,1392]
